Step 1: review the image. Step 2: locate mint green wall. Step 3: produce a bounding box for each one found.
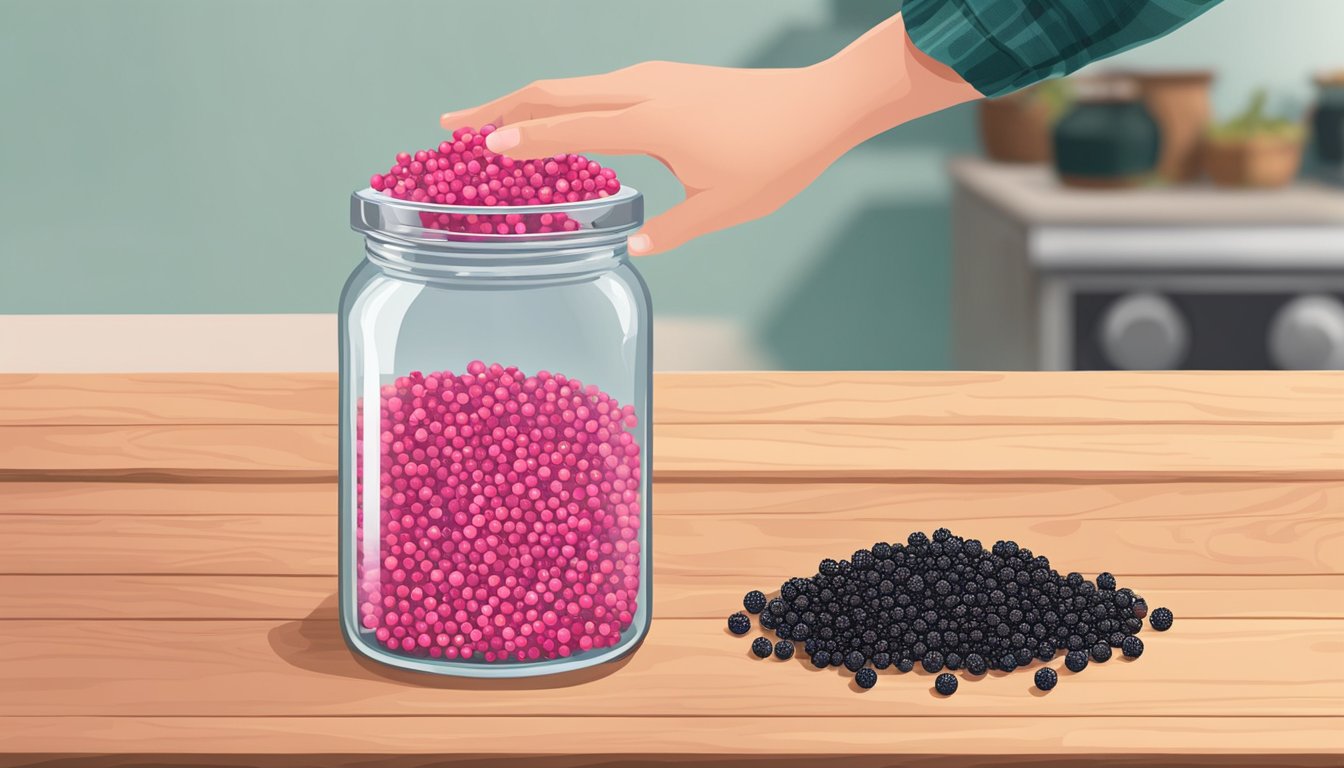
[2,1,1340,369]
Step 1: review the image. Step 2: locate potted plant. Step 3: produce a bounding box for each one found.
[1204,90,1305,188]
[979,79,1072,163]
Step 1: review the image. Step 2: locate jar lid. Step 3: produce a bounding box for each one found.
[351,185,644,251]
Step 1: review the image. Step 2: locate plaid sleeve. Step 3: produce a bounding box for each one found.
[903,0,1224,97]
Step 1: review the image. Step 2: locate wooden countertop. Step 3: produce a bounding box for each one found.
[1,371,1341,767]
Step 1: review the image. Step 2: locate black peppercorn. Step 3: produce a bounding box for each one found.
[1065,650,1089,672]
[751,637,773,658]
[921,651,945,673]
[727,613,751,635]
[934,673,958,696]
[964,653,988,675]
[743,590,767,614]
[1034,667,1058,691]
[844,650,866,672]
[1149,607,1173,631]
[734,529,1171,694]
[1122,635,1144,658]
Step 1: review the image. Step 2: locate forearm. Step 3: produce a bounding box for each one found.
[903,0,1225,97]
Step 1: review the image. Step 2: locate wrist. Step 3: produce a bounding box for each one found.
[813,12,982,151]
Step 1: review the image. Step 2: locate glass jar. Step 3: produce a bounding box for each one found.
[1053,76,1160,188]
[340,186,652,677]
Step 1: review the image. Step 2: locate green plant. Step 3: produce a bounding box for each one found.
[1010,78,1073,120]
[1034,79,1074,120]
[1209,89,1304,142]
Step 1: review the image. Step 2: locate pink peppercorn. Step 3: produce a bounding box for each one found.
[356,362,642,664]
[368,126,621,235]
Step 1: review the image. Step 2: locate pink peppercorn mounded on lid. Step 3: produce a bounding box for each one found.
[360,125,634,238]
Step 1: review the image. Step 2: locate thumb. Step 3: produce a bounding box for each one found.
[627,192,731,257]
[484,110,647,158]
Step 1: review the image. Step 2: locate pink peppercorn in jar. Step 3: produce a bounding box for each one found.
[342,185,651,677]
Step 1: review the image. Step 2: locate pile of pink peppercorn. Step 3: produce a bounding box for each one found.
[356,362,643,663]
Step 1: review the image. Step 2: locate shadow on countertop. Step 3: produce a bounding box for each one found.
[267,592,634,690]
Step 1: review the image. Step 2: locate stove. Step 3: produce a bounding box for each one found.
[950,159,1344,370]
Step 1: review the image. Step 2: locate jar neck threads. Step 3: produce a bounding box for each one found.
[362,235,629,281]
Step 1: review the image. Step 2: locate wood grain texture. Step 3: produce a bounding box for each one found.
[2,753,1341,768]
[3,371,1340,427]
[0,514,331,574]
[0,482,333,517]
[0,716,1340,764]
[1,574,1336,620]
[0,373,337,426]
[654,371,1344,425]
[0,425,335,479]
[654,482,1344,577]
[2,422,1340,481]
[0,575,333,619]
[1,619,1339,718]
[2,482,1337,576]
[653,423,1344,481]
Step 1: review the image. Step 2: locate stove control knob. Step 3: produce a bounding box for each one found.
[1099,292,1189,370]
[1269,294,1344,369]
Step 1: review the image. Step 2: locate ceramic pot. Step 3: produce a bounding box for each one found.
[979,92,1054,163]
[1204,136,1304,188]
[1311,71,1344,171]
[1136,71,1213,183]
[1053,77,1160,188]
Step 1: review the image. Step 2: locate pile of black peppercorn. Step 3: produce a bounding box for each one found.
[731,529,1174,694]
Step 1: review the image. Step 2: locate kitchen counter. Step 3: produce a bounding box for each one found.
[949,157,1344,228]
[1,371,1341,766]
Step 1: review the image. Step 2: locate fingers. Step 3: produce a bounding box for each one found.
[440,76,637,132]
[627,192,735,257]
[483,109,656,157]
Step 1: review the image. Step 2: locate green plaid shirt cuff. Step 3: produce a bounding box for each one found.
[904,0,1223,97]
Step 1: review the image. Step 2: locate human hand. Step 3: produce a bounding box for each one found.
[440,13,980,256]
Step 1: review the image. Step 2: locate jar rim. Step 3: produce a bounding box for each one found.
[351,185,644,250]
